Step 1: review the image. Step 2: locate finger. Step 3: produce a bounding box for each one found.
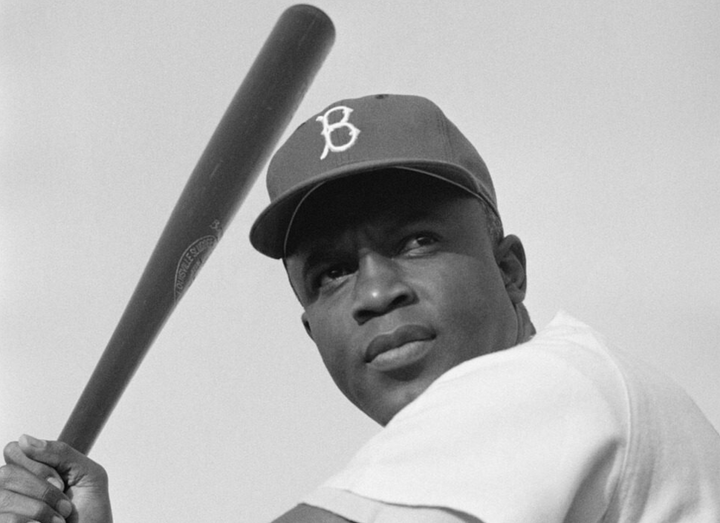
[0,477,67,523]
[15,437,107,491]
[3,442,64,492]
[0,465,72,521]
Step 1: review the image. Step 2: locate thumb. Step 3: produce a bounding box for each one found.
[18,435,107,490]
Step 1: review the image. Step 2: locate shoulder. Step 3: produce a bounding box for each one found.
[406,311,632,429]
[309,315,632,521]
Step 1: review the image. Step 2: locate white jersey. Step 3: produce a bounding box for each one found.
[304,312,720,522]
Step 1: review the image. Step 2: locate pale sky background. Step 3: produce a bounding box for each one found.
[1,1,718,521]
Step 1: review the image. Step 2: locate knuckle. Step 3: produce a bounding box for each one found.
[50,440,75,462]
[36,482,54,504]
[52,441,70,455]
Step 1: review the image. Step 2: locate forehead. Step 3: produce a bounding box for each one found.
[284,170,478,255]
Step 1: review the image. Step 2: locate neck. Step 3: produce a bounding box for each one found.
[515,303,536,344]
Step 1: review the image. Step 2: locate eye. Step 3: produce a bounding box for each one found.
[401,232,439,255]
[313,262,354,291]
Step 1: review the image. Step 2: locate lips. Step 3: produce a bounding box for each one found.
[365,324,435,371]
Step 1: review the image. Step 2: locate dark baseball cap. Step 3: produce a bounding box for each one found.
[249,94,500,259]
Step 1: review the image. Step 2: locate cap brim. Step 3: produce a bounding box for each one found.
[249,159,496,259]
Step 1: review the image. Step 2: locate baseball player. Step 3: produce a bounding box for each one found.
[2,94,720,522]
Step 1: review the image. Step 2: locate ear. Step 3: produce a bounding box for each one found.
[301,311,314,341]
[495,234,527,305]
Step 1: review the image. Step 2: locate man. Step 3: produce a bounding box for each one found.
[2,94,719,522]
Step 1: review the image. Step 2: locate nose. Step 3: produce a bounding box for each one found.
[351,252,416,325]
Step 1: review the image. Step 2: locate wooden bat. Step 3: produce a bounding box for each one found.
[58,4,335,454]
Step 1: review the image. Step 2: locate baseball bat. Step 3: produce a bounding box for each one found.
[58,4,335,455]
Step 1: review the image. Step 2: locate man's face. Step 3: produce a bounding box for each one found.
[285,171,520,425]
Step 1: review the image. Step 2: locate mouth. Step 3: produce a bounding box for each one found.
[365,324,435,372]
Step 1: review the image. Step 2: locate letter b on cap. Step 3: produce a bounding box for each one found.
[316,106,361,159]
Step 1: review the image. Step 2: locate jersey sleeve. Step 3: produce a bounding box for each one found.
[302,321,631,523]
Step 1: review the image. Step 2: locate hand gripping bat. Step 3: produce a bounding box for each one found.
[58,4,335,454]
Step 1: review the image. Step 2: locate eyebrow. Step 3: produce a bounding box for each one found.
[301,247,340,271]
[290,240,345,285]
[292,197,458,260]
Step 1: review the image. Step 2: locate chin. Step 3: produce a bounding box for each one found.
[363,378,434,426]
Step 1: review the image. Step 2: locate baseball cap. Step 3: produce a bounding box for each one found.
[249,93,500,259]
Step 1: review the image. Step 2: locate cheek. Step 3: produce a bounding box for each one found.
[305,309,355,394]
[305,306,381,416]
[435,257,491,305]
[430,258,510,349]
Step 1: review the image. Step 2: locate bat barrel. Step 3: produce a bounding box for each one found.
[58,4,335,454]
